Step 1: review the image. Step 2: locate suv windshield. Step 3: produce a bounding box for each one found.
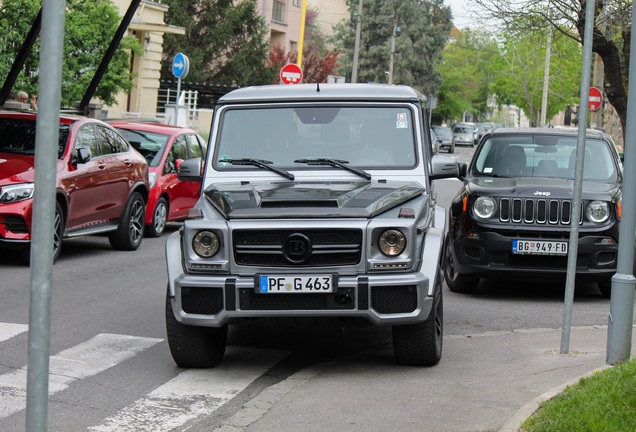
[0,117,69,158]
[472,134,619,181]
[214,105,417,169]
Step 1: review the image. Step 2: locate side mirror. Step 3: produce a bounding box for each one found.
[74,147,92,164]
[430,154,464,180]
[178,157,203,181]
[175,158,185,170]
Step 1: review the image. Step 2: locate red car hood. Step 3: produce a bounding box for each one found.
[0,153,53,185]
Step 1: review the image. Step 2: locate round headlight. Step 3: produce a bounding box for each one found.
[586,201,610,223]
[379,229,406,257]
[192,230,220,257]
[473,196,497,219]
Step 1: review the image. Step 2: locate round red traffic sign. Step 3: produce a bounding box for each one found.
[280,63,303,85]
[588,87,603,111]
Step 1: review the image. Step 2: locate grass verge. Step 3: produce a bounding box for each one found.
[521,356,636,432]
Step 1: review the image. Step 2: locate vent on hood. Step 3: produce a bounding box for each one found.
[261,200,338,208]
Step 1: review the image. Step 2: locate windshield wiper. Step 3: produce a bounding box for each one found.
[222,158,294,180]
[294,158,371,180]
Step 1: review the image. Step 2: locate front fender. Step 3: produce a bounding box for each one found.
[165,231,184,297]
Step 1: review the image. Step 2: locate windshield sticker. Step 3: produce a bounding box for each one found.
[396,113,408,129]
[484,167,493,173]
[219,155,232,166]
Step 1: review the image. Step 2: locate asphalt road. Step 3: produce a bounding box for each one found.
[0,145,628,432]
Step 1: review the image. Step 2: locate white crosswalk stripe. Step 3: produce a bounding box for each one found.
[88,346,289,432]
[0,333,162,420]
[0,322,28,343]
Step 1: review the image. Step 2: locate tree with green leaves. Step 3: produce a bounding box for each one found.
[473,0,630,140]
[435,28,499,123]
[0,0,140,107]
[332,0,452,95]
[160,0,275,86]
[491,23,582,126]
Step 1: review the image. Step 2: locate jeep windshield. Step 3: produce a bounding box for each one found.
[0,117,70,158]
[471,134,619,181]
[214,105,417,170]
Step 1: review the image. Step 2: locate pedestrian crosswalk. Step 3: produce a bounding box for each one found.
[0,322,290,431]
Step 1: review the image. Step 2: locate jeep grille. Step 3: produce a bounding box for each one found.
[233,229,363,267]
[499,198,582,225]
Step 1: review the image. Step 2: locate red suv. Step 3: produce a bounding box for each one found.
[0,111,149,262]
[110,121,206,237]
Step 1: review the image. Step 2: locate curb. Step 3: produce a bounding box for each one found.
[498,364,612,432]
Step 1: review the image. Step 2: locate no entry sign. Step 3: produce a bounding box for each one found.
[588,87,603,111]
[280,63,303,85]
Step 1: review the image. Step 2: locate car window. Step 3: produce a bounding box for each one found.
[75,124,104,158]
[472,135,618,181]
[433,127,451,137]
[172,135,188,160]
[453,126,472,134]
[97,125,129,155]
[186,134,205,159]
[215,105,417,168]
[115,127,168,166]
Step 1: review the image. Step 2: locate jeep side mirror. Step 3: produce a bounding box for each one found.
[178,157,203,181]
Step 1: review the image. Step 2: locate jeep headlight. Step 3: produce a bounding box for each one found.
[473,196,497,219]
[586,201,610,223]
[379,229,406,257]
[0,183,35,203]
[192,230,220,257]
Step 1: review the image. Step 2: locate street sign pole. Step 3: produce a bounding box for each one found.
[171,53,189,127]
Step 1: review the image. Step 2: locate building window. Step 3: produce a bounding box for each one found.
[273,0,286,23]
[293,0,299,6]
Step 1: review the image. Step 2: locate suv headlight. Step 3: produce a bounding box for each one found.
[378,229,406,256]
[192,230,220,257]
[586,201,610,223]
[473,196,497,219]
[0,183,35,203]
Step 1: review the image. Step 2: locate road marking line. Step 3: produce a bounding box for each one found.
[0,322,28,343]
[0,333,162,419]
[88,346,289,432]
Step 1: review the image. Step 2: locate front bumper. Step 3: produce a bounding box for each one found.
[449,231,619,282]
[0,201,33,250]
[166,235,435,328]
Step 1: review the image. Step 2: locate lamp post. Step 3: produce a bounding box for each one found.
[387,16,398,84]
[351,0,363,83]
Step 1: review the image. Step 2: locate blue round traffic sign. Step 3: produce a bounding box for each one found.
[172,53,190,79]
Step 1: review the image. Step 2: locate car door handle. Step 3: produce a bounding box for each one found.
[123,159,133,166]
[97,163,106,169]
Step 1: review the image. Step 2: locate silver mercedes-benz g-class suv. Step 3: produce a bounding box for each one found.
[165,83,464,367]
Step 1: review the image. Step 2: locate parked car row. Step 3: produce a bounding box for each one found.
[0,109,205,263]
[433,122,502,153]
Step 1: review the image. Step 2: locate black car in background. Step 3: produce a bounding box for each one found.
[432,125,454,153]
[444,127,624,298]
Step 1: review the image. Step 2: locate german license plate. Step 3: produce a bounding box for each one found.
[258,275,333,293]
[512,240,568,255]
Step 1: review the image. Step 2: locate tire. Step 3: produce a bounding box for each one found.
[598,281,612,299]
[109,191,145,250]
[146,197,168,238]
[165,288,227,368]
[53,201,64,262]
[21,201,64,265]
[443,234,479,293]
[393,270,443,366]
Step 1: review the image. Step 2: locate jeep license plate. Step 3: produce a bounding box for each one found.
[512,240,568,255]
[258,275,333,293]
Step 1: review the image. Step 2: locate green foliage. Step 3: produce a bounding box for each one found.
[436,28,498,122]
[523,358,636,432]
[0,0,141,107]
[491,22,581,125]
[332,0,452,94]
[160,0,276,86]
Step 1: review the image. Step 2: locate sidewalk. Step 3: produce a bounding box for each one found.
[213,325,633,432]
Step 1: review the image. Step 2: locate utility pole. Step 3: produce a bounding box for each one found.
[388,16,398,84]
[351,0,363,83]
[540,13,552,126]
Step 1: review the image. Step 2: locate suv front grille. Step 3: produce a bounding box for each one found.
[499,198,582,225]
[233,229,362,267]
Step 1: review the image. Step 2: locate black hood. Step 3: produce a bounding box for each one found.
[465,177,621,200]
[204,180,424,219]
